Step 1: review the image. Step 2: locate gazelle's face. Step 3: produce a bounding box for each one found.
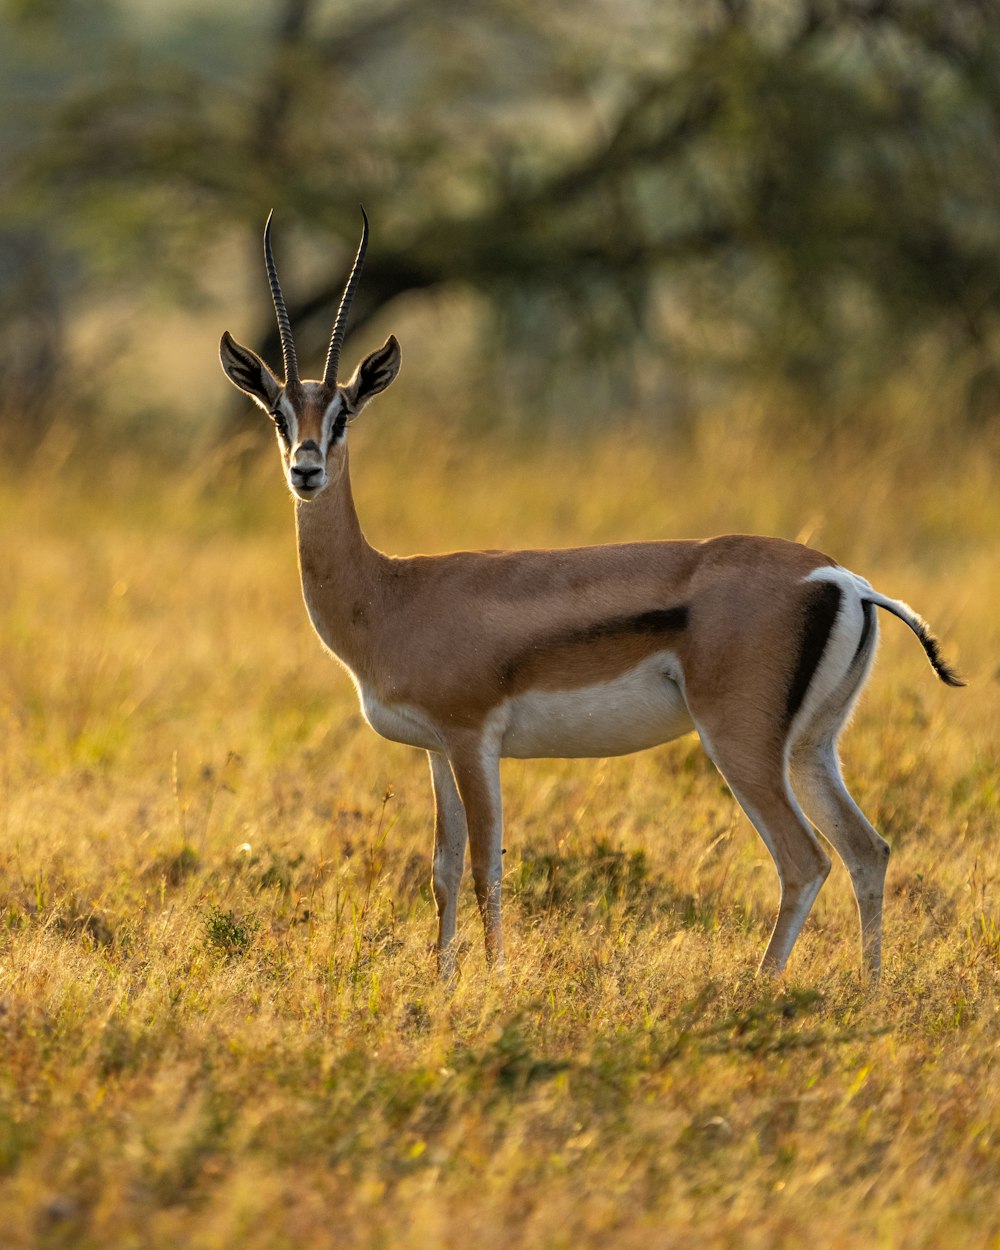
[219,329,401,503]
[270,382,349,501]
[219,213,400,497]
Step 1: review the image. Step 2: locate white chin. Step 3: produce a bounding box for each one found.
[291,483,325,501]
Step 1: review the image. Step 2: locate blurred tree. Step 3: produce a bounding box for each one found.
[3,0,1000,432]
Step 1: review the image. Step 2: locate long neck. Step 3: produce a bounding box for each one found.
[294,449,385,676]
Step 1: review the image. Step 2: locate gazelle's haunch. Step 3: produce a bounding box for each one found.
[220,211,963,982]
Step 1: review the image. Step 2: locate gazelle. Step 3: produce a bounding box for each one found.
[220,210,963,981]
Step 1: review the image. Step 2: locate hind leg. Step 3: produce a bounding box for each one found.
[789,741,889,977]
[695,723,832,975]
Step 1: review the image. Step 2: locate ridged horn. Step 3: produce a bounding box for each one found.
[263,210,299,385]
[323,206,369,386]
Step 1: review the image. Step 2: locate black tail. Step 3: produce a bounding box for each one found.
[864,594,966,687]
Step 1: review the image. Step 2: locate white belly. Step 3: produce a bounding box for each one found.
[355,653,694,760]
[498,652,694,759]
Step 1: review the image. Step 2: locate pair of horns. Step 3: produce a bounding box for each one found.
[263,206,369,387]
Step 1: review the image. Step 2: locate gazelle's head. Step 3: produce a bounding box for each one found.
[220,209,401,501]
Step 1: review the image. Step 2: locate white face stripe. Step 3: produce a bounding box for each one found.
[320,396,348,448]
[270,395,296,454]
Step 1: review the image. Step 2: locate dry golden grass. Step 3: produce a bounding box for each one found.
[0,411,998,1249]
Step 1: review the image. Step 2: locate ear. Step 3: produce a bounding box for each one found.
[341,335,401,416]
[219,331,282,410]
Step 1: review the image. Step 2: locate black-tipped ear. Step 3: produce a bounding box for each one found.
[342,335,401,415]
[219,331,282,409]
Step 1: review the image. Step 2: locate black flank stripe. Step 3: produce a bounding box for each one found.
[785,582,842,728]
[568,605,689,645]
[500,604,688,687]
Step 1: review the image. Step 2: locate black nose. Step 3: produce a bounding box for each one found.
[292,464,322,483]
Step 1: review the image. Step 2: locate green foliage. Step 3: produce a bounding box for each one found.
[204,905,260,960]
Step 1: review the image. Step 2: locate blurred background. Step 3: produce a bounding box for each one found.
[4,0,1000,453]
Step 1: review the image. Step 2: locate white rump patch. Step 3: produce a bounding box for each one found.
[791,567,879,747]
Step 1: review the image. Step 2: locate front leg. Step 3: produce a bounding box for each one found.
[448,740,505,972]
[428,750,468,982]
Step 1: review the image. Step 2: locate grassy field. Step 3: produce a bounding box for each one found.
[1,411,998,1248]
